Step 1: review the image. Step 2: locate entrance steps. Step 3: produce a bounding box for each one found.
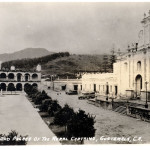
[113,106,127,115]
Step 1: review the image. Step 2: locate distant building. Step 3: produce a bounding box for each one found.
[0,63,41,92]
[81,11,150,101]
[53,79,82,92]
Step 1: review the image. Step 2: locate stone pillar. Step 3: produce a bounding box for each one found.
[142,59,145,90]
[129,60,131,88]
[132,59,134,89]
[14,75,17,81]
[6,75,8,80]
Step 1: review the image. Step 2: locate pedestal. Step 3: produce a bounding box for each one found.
[126,90,134,99]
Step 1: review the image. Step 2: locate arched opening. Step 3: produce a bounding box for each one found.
[16,83,22,91]
[8,73,15,79]
[7,83,16,92]
[32,83,38,89]
[32,73,38,80]
[0,73,6,79]
[1,83,6,91]
[17,73,22,82]
[135,74,142,96]
[137,61,141,71]
[25,73,30,82]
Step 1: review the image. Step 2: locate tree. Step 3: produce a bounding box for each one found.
[24,84,38,99]
[102,54,109,72]
[54,104,75,132]
[109,49,116,71]
[34,90,50,105]
[0,130,28,145]
[39,99,52,112]
[24,83,32,95]
[48,100,62,116]
[67,110,96,144]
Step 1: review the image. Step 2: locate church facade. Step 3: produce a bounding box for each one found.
[81,11,150,101]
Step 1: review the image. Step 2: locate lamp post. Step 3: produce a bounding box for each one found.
[145,81,149,108]
[133,82,138,98]
[106,82,109,101]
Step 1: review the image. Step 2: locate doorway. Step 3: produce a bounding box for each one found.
[94,84,96,92]
[74,85,78,91]
[135,74,142,96]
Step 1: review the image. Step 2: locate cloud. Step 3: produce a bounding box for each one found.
[0,2,149,54]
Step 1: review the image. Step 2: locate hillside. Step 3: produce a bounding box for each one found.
[1,52,71,72]
[42,54,113,76]
[0,48,53,62]
[2,53,114,79]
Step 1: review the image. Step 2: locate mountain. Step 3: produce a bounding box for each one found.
[0,48,53,62]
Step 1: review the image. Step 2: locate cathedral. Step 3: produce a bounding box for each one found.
[82,11,150,101]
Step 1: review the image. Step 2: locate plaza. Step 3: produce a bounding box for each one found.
[0,93,60,145]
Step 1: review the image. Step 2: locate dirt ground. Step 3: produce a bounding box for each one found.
[42,86,150,144]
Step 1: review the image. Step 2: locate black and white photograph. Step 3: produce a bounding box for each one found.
[0,1,150,147]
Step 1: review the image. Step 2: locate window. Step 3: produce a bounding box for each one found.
[137,61,141,71]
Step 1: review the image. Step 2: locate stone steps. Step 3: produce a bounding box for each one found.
[113,106,127,115]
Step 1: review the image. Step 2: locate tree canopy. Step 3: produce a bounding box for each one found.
[67,110,96,141]
[1,52,70,71]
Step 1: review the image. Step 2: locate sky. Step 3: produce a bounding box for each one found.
[0,2,150,54]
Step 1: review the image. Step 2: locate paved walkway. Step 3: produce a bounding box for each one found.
[0,94,60,145]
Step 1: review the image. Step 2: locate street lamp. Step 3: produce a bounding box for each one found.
[133,82,138,98]
[106,82,109,101]
[145,81,149,108]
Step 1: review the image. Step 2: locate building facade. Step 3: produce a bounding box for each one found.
[81,11,150,101]
[0,65,41,92]
[43,78,82,93]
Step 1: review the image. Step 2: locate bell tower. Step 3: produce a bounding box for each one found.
[139,10,150,48]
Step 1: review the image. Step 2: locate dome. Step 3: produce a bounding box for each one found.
[36,64,41,71]
[10,66,15,71]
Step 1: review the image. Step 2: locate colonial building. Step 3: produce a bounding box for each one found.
[81,11,150,101]
[43,78,82,93]
[0,64,41,92]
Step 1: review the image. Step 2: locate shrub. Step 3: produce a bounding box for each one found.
[0,130,28,145]
[34,90,50,105]
[48,100,62,116]
[67,110,96,144]
[54,104,75,132]
[39,99,52,112]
